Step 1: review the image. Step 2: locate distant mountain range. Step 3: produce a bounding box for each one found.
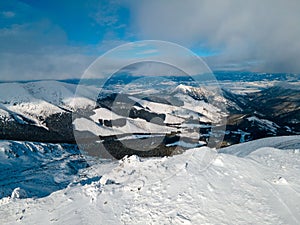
[0,72,299,159]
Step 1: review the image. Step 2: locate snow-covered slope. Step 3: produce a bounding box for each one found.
[0,141,88,199]
[247,116,280,134]
[0,81,228,144]
[219,135,300,156]
[0,81,95,128]
[0,136,299,225]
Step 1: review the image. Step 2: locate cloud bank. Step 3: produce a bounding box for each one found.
[1,0,300,81]
[129,0,300,72]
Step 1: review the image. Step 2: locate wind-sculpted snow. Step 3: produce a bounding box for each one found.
[219,135,300,157]
[0,136,299,224]
[0,141,88,199]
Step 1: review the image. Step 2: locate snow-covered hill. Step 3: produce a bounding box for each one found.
[1,78,298,149]
[0,79,229,148]
[1,136,299,224]
[0,81,96,128]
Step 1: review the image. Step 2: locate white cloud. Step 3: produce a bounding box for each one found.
[90,0,124,27]
[0,52,94,81]
[136,49,158,55]
[2,0,299,82]
[128,0,300,72]
[0,1,97,81]
[0,16,95,81]
[125,62,186,77]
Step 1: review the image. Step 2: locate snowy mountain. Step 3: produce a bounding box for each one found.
[0,136,299,224]
[0,80,97,142]
[0,76,299,157]
[0,73,299,224]
[0,78,230,157]
[0,81,95,124]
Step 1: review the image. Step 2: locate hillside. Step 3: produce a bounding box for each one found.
[0,136,299,224]
[0,77,299,158]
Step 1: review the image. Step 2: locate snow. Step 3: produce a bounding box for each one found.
[74,117,119,136]
[0,108,10,120]
[175,93,224,122]
[0,81,96,127]
[230,129,251,143]
[0,136,300,224]
[219,135,300,158]
[173,84,226,104]
[129,94,224,124]
[74,117,176,137]
[129,96,177,115]
[118,134,165,141]
[11,188,27,199]
[247,116,280,133]
[128,118,176,134]
[219,81,277,94]
[0,141,84,200]
[0,81,228,141]
[164,113,185,124]
[0,80,299,224]
[90,107,123,121]
[23,81,75,106]
[166,140,206,148]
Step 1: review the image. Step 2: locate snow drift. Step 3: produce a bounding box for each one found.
[0,136,300,224]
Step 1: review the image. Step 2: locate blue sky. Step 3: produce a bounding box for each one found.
[17,0,132,45]
[0,0,300,80]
